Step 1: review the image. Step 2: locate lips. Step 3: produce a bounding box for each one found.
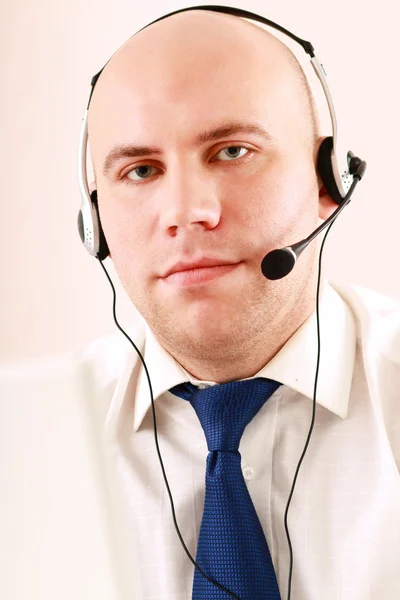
[162,262,241,286]
[163,258,239,278]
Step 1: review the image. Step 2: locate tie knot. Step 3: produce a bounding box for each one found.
[170,377,281,451]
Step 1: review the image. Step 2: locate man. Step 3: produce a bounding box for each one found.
[82,8,400,599]
[6,7,400,600]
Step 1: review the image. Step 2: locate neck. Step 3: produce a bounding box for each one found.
[181,297,314,383]
[151,261,324,384]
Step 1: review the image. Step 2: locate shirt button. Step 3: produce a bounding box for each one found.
[197,383,209,390]
[243,466,254,480]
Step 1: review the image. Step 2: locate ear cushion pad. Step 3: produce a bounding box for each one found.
[90,190,110,261]
[317,136,344,206]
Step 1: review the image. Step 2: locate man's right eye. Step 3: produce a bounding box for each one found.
[125,165,159,181]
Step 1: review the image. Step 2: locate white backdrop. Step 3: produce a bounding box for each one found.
[1,0,399,362]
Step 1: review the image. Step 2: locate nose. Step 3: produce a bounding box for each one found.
[159,160,222,235]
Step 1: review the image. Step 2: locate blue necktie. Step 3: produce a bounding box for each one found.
[170,377,282,600]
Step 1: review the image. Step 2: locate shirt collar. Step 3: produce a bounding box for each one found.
[106,276,357,437]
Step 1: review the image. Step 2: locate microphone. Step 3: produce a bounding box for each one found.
[261,153,366,280]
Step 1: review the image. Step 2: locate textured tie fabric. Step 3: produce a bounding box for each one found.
[169,377,282,600]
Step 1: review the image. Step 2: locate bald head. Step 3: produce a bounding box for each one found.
[88,9,320,176]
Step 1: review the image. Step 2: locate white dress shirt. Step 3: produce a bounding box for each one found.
[78,276,400,600]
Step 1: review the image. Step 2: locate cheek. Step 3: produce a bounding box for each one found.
[99,186,144,243]
[236,158,317,249]
[99,199,150,275]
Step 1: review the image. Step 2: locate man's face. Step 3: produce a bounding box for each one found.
[88,12,326,361]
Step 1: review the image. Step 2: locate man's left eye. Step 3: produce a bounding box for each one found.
[216,146,249,161]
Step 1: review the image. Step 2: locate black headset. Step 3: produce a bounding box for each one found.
[77,6,366,599]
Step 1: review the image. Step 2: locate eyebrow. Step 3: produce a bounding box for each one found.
[101,120,273,177]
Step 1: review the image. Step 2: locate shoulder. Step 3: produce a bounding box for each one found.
[330,280,400,470]
[0,320,147,423]
[76,320,147,391]
[328,279,400,364]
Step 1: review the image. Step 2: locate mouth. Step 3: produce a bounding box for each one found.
[162,263,241,286]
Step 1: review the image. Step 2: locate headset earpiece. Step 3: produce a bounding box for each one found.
[317,136,344,206]
[90,190,110,261]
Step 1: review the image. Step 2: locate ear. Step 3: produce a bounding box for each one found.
[318,181,338,220]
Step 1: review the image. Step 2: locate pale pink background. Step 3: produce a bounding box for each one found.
[1,0,399,362]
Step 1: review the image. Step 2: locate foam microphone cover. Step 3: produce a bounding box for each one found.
[261,248,296,280]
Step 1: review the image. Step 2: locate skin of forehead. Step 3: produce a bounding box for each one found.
[87,9,312,150]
